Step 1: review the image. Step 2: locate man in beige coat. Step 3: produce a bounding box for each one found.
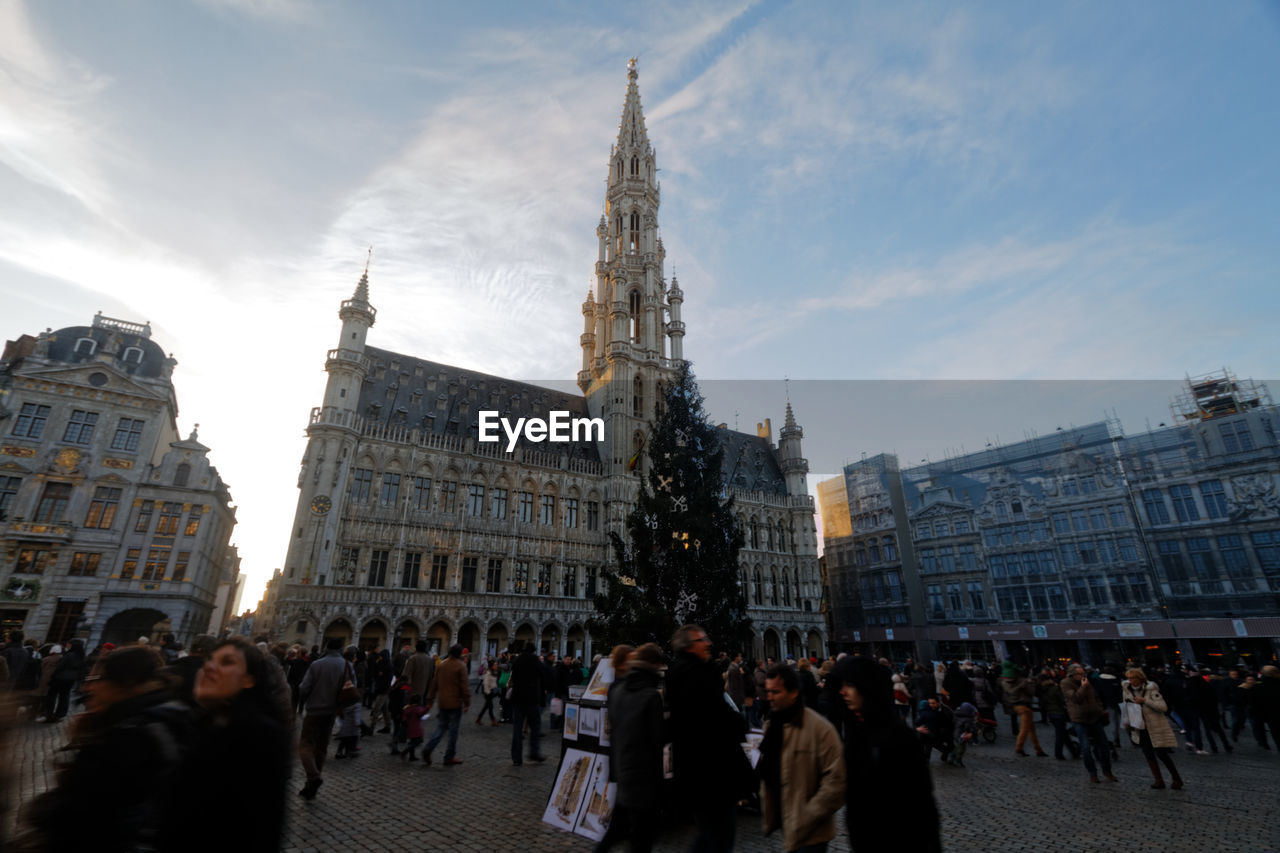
[760,664,846,853]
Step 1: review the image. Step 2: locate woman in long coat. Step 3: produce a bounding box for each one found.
[1122,667,1183,789]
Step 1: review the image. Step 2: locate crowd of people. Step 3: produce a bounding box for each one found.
[1,629,292,852]
[3,621,1279,853]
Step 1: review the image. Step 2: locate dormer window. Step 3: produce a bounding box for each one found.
[74,337,97,356]
[122,346,143,365]
[175,463,191,487]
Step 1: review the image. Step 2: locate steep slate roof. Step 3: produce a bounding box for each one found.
[357,345,790,490]
[719,428,788,495]
[358,346,600,461]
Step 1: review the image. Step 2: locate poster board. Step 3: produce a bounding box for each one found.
[582,658,614,701]
[541,749,616,843]
[564,703,580,740]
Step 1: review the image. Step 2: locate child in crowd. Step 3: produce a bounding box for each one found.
[402,694,427,761]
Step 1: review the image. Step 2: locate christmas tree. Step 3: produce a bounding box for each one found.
[588,362,751,652]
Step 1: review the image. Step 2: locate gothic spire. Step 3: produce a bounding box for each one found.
[615,57,651,156]
[353,246,372,304]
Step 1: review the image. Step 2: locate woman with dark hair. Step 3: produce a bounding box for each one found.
[15,645,192,853]
[834,656,941,853]
[158,636,293,852]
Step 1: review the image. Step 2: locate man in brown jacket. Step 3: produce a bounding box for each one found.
[1062,664,1117,783]
[424,643,471,766]
[759,664,846,852]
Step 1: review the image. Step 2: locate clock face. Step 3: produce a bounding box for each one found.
[310,495,332,515]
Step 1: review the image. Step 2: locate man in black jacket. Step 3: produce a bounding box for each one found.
[666,624,749,853]
[509,641,548,766]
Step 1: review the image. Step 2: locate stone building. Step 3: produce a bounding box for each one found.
[0,313,238,647]
[266,61,826,661]
[819,371,1280,669]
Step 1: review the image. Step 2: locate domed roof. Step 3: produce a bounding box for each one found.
[44,324,169,379]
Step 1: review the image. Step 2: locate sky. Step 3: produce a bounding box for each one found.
[2,1,1278,606]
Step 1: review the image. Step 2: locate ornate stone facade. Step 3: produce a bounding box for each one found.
[0,314,239,646]
[266,62,826,661]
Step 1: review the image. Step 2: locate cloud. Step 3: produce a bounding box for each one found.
[194,0,313,23]
[0,0,115,214]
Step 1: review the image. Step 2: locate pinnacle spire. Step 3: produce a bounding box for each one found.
[352,246,372,304]
[616,57,651,155]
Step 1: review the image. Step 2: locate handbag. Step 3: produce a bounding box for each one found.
[336,663,360,711]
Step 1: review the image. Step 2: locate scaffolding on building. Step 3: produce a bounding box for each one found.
[1171,368,1272,423]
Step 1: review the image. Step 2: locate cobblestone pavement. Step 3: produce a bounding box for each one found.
[5,709,1279,852]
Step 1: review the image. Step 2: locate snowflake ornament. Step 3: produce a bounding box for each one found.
[674,590,700,624]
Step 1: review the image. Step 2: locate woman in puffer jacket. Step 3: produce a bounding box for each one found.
[1122,668,1183,790]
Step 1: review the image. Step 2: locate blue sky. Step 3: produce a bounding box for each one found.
[2,1,1277,603]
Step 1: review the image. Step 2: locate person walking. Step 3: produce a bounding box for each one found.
[158,636,294,852]
[476,662,500,726]
[423,643,470,766]
[1037,672,1078,761]
[1001,662,1046,757]
[370,648,393,733]
[835,656,940,853]
[1062,664,1117,783]
[666,624,751,852]
[509,641,548,766]
[758,663,845,853]
[14,645,192,853]
[1121,668,1183,790]
[1225,668,1248,743]
[45,638,85,722]
[1249,665,1280,749]
[295,637,347,799]
[1196,667,1232,753]
[599,643,665,853]
[401,640,436,706]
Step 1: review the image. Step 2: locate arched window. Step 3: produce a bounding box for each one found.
[629,290,642,342]
[629,211,640,253]
[630,156,639,175]
[781,571,791,607]
[122,346,144,365]
[883,534,897,561]
[615,215,623,255]
[74,337,96,356]
[616,159,623,180]
[750,519,760,549]
[766,524,774,551]
[770,569,779,606]
[995,501,1008,520]
[869,539,881,563]
[794,568,802,604]
[753,568,763,605]
[175,463,191,487]
[778,524,786,552]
